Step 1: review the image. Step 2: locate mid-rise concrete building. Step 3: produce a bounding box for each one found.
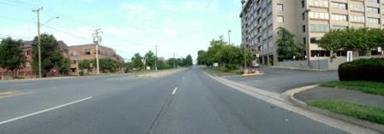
[241,0,384,65]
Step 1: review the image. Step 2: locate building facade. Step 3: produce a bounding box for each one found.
[68,44,124,75]
[240,0,384,65]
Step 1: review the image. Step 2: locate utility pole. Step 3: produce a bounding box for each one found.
[33,7,43,78]
[173,52,176,69]
[228,30,231,44]
[155,45,158,71]
[93,29,102,75]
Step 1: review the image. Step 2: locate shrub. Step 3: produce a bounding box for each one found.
[339,58,384,82]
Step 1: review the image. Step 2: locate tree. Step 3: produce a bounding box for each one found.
[78,59,93,75]
[99,58,121,73]
[144,51,156,69]
[131,53,143,70]
[319,28,384,54]
[0,37,25,76]
[197,50,207,65]
[31,34,66,77]
[276,27,304,61]
[185,55,193,66]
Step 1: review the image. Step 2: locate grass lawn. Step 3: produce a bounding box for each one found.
[309,100,384,125]
[202,68,243,76]
[322,81,384,96]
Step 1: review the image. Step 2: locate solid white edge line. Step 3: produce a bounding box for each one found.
[0,96,93,125]
[172,88,178,95]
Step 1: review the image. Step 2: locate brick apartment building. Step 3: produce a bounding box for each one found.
[0,41,123,78]
[68,44,124,75]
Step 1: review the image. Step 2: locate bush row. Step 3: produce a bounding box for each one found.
[339,58,384,82]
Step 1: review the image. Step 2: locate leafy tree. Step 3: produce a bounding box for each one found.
[0,37,25,75]
[197,50,207,65]
[276,27,304,61]
[79,60,93,71]
[320,28,384,54]
[144,51,156,69]
[185,55,193,66]
[99,58,121,73]
[59,58,71,75]
[131,53,144,70]
[31,34,66,77]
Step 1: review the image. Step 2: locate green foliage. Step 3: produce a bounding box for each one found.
[31,34,66,77]
[184,55,193,66]
[131,53,144,70]
[338,58,384,82]
[78,60,93,71]
[59,58,71,75]
[276,27,304,61]
[322,81,384,95]
[197,38,254,71]
[0,37,25,73]
[99,58,122,73]
[320,28,384,51]
[309,100,384,124]
[144,51,156,69]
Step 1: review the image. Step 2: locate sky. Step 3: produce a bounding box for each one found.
[0,0,242,61]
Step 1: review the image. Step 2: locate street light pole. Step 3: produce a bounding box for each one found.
[32,7,43,78]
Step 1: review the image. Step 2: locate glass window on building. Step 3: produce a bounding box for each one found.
[308,0,329,8]
[349,3,364,12]
[350,16,365,23]
[331,2,347,10]
[277,3,283,11]
[310,24,330,32]
[331,14,348,21]
[367,0,380,3]
[331,25,348,30]
[367,7,380,14]
[367,17,380,24]
[277,16,284,23]
[309,12,329,20]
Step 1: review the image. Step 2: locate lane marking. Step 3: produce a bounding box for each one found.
[0,96,93,125]
[0,91,32,100]
[172,87,178,95]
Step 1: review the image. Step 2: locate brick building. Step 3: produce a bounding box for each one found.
[68,44,124,75]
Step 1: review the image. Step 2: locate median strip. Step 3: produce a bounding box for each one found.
[0,96,93,125]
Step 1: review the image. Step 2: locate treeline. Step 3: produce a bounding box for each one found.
[78,58,123,75]
[0,34,70,77]
[197,38,254,72]
[319,28,384,53]
[124,51,193,72]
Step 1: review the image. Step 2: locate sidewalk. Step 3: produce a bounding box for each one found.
[295,87,384,108]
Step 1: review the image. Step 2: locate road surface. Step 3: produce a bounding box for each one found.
[226,67,338,93]
[0,68,346,134]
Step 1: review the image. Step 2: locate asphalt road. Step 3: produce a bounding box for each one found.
[226,67,338,93]
[0,68,346,134]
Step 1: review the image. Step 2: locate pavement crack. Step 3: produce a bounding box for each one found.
[146,91,176,134]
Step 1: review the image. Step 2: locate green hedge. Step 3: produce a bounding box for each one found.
[339,58,384,82]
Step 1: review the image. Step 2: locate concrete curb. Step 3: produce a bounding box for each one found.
[288,86,384,133]
[272,66,332,72]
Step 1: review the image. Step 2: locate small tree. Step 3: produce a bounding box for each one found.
[131,53,143,70]
[276,27,304,61]
[185,55,193,66]
[144,51,156,69]
[78,60,93,75]
[0,37,25,76]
